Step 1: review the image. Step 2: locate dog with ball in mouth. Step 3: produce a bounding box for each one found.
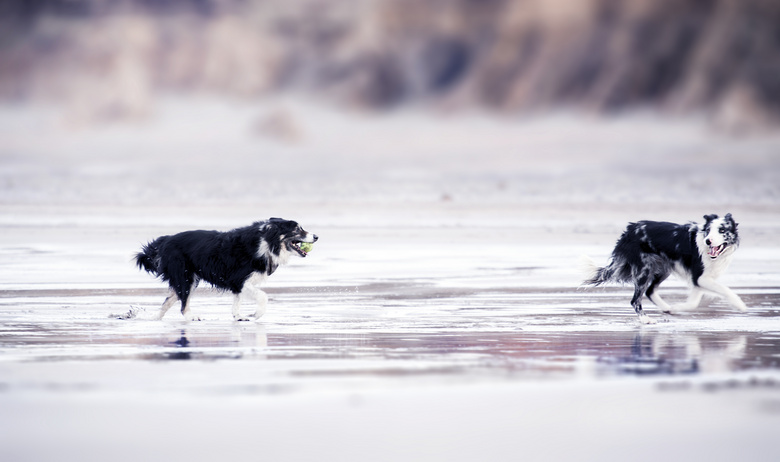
[136,218,318,321]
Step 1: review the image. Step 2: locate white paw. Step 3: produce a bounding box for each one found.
[664,306,693,315]
[673,306,692,313]
[638,314,657,325]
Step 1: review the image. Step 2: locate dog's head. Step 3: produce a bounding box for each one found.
[262,218,318,258]
[701,213,739,259]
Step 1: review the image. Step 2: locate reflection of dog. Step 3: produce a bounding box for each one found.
[582,214,746,324]
[136,218,317,321]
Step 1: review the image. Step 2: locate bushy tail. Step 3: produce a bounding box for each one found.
[135,238,164,275]
[578,254,615,287]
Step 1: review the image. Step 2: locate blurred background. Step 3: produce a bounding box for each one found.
[1,0,779,221]
[2,4,780,460]
[3,0,780,121]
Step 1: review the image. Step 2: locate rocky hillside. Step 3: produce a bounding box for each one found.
[1,0,778,126]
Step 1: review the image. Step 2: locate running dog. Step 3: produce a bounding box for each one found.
[581,213,746,324]
[136,218,317,321]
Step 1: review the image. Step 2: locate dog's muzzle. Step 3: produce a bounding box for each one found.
[289,234,318,257]
[707,242,726,259]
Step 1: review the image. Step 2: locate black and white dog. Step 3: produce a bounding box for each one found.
[582,213,746,324]
[136,218,317,321]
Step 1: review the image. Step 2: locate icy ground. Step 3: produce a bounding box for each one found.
[1,99,780,461]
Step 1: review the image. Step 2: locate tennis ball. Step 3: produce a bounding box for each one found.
[299,242,314,253]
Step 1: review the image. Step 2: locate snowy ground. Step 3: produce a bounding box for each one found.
[1,98,780,461]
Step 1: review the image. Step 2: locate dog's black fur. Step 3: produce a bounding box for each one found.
[136,218,317,321]
[582,213,746,323]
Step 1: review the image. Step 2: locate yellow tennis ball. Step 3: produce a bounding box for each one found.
[299,242,314,253]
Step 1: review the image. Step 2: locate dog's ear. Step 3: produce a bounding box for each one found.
[725,213,738,230]
[267,217,284,230]
[278,219,300,235]
[703,214,718,223]
[260,220,283,254]
[262,219,281,239]
[268,218,297,230]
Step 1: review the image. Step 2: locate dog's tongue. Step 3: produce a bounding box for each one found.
[709,245,722,257]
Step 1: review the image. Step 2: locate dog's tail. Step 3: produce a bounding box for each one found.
[135,238,165,275]
[578,254,615,287]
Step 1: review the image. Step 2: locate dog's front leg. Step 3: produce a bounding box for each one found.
[697,277,748,312]
[238,280,268,320]
[232,293,251,322]
[648,292,672,313]
[666,288,705,314]
[253,289,268,319]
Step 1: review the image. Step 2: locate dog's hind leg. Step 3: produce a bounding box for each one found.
[631,271,656,324]
[165,262,200,320]
[174,273,200,321]
[177,279,200,321]
[157,290,178,320]
[179,283,203,321]
[180,296,199,321]
[646,275,672,313]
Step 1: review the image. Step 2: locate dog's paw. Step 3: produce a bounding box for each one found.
[665,304,697,315]
[638,314,657,325]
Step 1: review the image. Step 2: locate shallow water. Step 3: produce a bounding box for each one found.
[2,268,779,389]
[1,220,779,388]
[2,260,780,462]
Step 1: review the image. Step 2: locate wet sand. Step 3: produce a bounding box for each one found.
[2,101,780,460]
[1,219,780,462]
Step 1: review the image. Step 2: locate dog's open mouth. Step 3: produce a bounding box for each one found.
[708,243,726,259]
[289,241,308,257]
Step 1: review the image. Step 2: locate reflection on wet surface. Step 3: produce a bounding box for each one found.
[4,327,779,377]
[1,283,779,391]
